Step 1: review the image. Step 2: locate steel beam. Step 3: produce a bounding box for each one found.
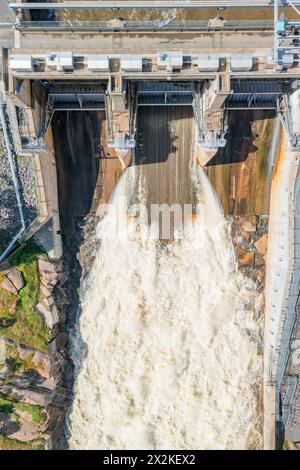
[12,20,275,31]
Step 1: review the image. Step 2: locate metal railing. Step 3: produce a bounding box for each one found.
[14,19,274,31]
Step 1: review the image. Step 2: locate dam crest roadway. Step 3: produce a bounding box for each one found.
[8,1,300,10]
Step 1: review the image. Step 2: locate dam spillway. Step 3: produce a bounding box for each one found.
[136,106,195,209]
[67,164,264,450]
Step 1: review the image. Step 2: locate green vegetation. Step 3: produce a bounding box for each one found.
[0,394,47,425]
[0,241,50,351]
[14,402,47,425]
[0,343,36,384]
[0,357,23,383]
[0,433,44,450]
[0,287,16,320]
[0,395,16,415]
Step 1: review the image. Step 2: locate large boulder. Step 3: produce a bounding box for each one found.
[7,268,25,291]
[11,370,41,388]
[40,283,52,299]
[8,416,42,442]
[255,234,268,255]
[15,345,52,380]
[43,296,54,309]
[50,305,60,325]
[38,257,57,275]
[17,344,36,361]
[0,384,54,407]
[11,369,44,388]
[40,272,59,287]
[0,277,17,294]
[36,303,59,330]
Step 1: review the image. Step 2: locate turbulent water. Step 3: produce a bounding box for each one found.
[67,164,263,450]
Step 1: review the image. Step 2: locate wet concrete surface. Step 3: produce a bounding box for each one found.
[136,106,195,210]
[207,110,278,216]
[51,111,102,237]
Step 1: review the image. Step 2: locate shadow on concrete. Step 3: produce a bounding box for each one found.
[206,110,276,167]
[29,0,56,22]
[135,106,192,166]
[52,111,101,237]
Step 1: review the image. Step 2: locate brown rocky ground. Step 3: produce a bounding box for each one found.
[230,214,268,288]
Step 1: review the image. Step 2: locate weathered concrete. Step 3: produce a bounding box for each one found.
[264,130,300,449]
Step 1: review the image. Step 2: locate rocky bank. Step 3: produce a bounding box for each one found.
[0,243,71,450]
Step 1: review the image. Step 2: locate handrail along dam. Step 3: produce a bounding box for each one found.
[1,0,300,450]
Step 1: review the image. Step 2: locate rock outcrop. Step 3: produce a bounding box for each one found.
[0,277,18,294]
[255,234,268,256]
[0,267,24,293]
[34,257,62,333]
[6,268,25,291]
[0,252,69,450]
[231,215,268,287]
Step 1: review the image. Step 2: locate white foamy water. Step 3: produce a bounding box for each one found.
[67,166,263,450]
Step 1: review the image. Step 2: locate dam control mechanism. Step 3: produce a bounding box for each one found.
[4,1,300,155]
[2,0,300,450]
[4,54,300,156]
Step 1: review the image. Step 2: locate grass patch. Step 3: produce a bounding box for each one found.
[16,402,47,425]
[0,432,44,450]
[0,394,47,425]
[0,395,15,415]
[0,357,23,383]
[0,344,40,384]
[0,395,19,421]
[0,240,50,351]
[0,285,16,320]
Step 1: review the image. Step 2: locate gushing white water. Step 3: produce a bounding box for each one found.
[67,166,263,450]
